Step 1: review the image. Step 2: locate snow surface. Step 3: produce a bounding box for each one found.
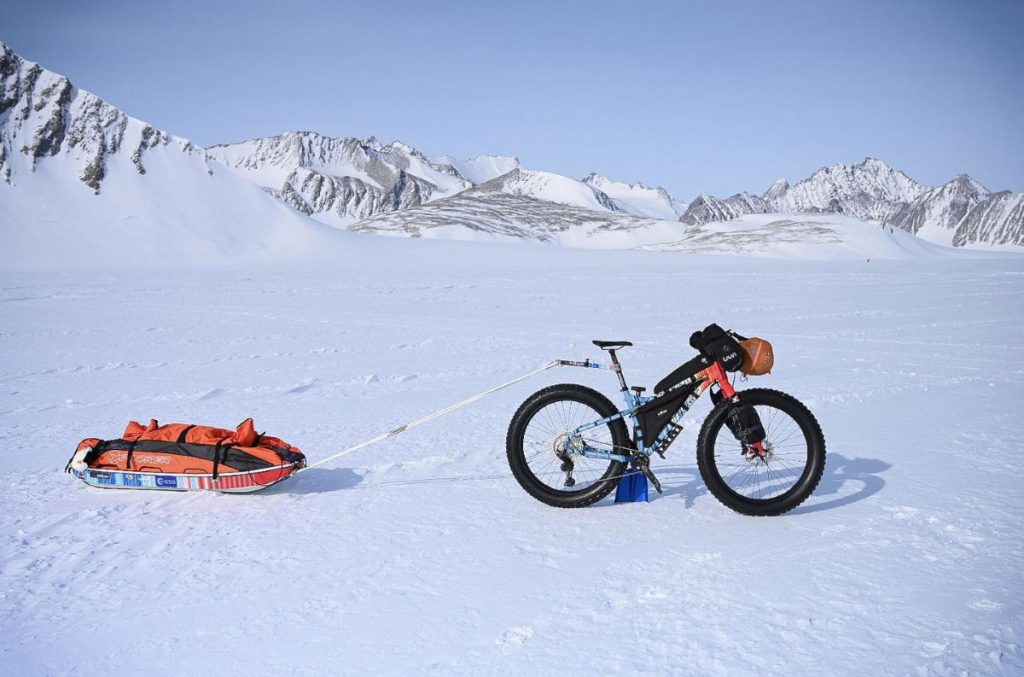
[0,138,339,269]
[2,238,1022,676]
[640,213,958,260]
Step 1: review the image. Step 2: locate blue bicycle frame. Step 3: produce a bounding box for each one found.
[555,354,728,463]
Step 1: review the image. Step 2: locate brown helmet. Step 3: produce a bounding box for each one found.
[739,338,774,376]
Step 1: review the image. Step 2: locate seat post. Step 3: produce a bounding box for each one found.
[607,350,628,391]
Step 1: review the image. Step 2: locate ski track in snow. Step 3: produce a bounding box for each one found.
[1,251,1022,676]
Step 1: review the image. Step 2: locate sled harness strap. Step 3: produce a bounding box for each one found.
[300,360,561,472]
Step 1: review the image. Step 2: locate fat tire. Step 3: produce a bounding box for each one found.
[506,383,630,508]
[697,388,826,516]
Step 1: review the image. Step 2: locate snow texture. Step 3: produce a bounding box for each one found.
[2,243,1022,676]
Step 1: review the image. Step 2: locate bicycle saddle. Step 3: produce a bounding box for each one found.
[592,340,633,350]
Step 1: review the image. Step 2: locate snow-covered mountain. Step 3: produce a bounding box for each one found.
[887,174,990,246]
[350,168,688,247]
[681,158,1023,248]
[0,41,179,194]
[581,173,687,220]
[771,157,927,221]
[349,170,944,259]
[2,41,1020,264]
[484,169,625,212]
[952,191,1024,247]
[206,133,480,227]
[681,192,768,225]
[0,42,336,268]
[433,153,520,185]
[207,138,684,232]
[682,158,926,225]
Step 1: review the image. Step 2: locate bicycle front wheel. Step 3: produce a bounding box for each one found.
[506,384,630,508]
[697,388,826,516]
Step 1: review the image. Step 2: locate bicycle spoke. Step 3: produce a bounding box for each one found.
[713,403,809,502]
[522,397,620,494]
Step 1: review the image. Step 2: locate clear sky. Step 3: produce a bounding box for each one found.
[3,0,1022,198]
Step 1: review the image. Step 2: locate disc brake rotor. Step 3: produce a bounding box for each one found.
[744,441,774,465]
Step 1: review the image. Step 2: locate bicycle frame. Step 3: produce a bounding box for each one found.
[555,356,738,463]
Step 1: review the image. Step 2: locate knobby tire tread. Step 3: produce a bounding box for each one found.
[696,387,826,516]
[506,384,630,508]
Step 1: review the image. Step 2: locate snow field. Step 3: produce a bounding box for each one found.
[1,244,1022,676]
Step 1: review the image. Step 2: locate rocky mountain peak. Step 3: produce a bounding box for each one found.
[763,178,789,200]
[0,41,182,193]
[681,157,1020,249]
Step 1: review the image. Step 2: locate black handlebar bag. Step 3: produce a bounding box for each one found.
[689,323,744,372]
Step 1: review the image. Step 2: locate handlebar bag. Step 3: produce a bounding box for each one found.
[689,323,744,372]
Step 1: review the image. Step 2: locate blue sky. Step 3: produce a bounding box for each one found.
[4,0,1022,198]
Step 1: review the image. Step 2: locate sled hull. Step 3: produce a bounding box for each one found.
[72,463,298,494]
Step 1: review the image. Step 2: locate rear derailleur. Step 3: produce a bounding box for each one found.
[554,432,580,488]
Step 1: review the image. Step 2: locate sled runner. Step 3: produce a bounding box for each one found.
[66,418,305,493]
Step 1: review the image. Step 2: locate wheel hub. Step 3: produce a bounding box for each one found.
[553,432,585,457]
[744,441,774,465]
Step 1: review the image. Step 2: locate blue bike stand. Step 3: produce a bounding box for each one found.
[614,468,649,503]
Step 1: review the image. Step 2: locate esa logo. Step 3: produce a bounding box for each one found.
[155,476,177,488]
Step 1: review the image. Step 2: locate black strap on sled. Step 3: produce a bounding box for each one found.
[176,425,195,443]
[125,439,137,470]
[212,437,234,481]
[212,441,222,480]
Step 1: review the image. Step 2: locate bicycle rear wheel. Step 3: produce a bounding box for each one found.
[506,384,630,508]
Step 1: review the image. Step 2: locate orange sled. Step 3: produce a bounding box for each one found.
[65,418,306,493]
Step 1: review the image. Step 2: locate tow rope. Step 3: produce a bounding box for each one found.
[299,360,561,472]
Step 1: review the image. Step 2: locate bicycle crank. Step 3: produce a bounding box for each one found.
[631,451,663,494]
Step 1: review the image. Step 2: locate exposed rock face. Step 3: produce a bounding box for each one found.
[207,132,478,226]
[680,193,767,225]
[275,166,438,221]
[349,177,666,242]
[887,174,989,242]
[952,191,1024,247]
[768,158,926,221]
[0,42,173,194]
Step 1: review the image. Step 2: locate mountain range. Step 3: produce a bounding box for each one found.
[1,41,1021,266]
[681,159,1023,247]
